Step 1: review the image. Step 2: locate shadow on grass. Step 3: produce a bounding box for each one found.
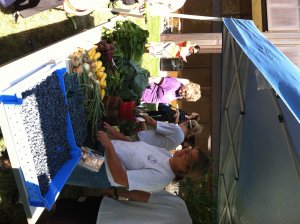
[0,168,27,224]
[0,167,89,223]
[0,14,96,66]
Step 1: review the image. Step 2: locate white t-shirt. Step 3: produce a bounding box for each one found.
[97,191,193,224]
[105,140,175,192]
[137,121,184,151]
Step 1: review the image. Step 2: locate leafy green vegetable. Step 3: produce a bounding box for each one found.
[113,59,150,102]
[106,56,150,102]
[102,20,149,64]
[102,20,150,102]
[133,73,149,97]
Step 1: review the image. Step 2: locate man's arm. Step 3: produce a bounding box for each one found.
[116,189,150,202]
[97,131,129,187]
[140,114,157,128]
[97,188,151,202]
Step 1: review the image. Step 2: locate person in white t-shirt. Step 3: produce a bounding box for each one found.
[106,115,203,151]
[98,189,192,224]
[67,131,210,192]
[37,190,192,224]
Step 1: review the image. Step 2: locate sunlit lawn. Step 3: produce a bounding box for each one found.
[142,15,161,77]
[128,14,161,77]
[0,3,161,75]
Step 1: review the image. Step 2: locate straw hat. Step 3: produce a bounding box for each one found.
[63,0,97,16]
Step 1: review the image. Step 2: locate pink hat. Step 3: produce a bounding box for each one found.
[63,0,97,16]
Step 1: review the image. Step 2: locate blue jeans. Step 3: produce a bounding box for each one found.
[66,142,112,189]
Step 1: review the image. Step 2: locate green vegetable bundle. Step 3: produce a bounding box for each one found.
[107,59,150,103]
[76,70,106,135]
[102,20,149,64]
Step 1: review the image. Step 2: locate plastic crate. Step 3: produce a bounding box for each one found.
[0,62,81,210]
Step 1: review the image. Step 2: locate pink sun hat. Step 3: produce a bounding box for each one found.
[63,0,98,16]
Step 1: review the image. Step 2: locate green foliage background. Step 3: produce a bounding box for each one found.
[180,175,217,224]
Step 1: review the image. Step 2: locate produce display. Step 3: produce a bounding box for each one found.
[68,20,150,135]
[69,46,107,134]
[0,20,153,217]
[21,74,71,196]
[99,21,150,100]
[70,46,107,99]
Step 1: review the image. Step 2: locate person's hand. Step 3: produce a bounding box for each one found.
[141,114,156,127]
[96,131,111,148]
[140,114,150,121]
[103,122,118,137]
[100,189,116,198]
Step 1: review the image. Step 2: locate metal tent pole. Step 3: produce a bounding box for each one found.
[151,12,223,22]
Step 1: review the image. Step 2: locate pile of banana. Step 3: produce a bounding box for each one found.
[87,46,107,99]
[70,45,107,99]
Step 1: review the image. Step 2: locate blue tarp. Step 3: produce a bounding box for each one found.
[218,18,300,223]
[223,18,300,124]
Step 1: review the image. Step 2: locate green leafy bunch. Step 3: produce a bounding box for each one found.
[108,59,149,102]
[75,71,105,135]
[102,20,149,64]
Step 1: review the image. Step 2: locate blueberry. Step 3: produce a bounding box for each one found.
[21,74,73,196]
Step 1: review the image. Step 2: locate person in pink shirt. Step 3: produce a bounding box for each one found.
[140,77,201,104]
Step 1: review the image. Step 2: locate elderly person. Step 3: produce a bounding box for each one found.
[140,77,201,104]
[67,130,210,192]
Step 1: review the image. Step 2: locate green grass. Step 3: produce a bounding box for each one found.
[0,6,113,65]
[125,14,161,77]
[141,15,161,76]
[0,4,161,75]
